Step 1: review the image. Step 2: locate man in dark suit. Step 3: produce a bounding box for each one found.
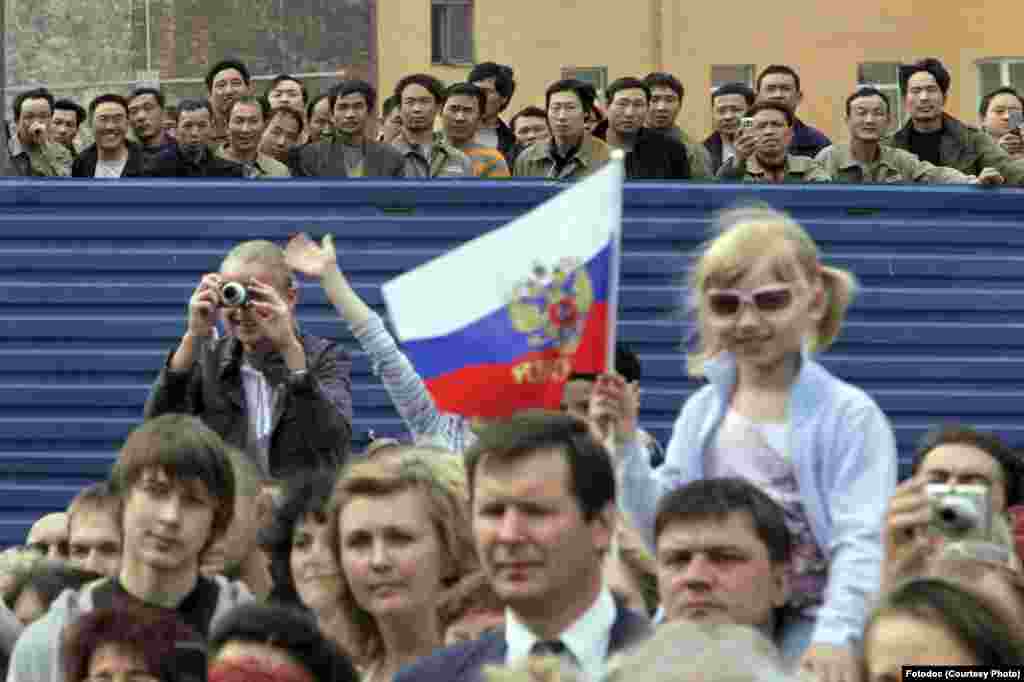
[291,79,404,178]
[396,412,651,682]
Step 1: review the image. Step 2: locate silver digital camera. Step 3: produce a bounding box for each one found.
[220,281,250,307]
[926,483,992,542]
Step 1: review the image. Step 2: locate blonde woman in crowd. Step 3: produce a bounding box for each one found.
[328,448,479,682]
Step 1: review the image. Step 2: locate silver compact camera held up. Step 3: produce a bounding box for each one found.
[926,483,993,542]
[220,281,250,307]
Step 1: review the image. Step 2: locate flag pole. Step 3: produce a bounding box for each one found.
[604,149,626,449]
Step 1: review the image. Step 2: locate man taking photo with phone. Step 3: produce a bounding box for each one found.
[980,86,1024,160]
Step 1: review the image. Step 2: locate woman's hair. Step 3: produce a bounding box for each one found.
[687,206,857,377]
[9,561,102,616]
[209,602,358,682]
[327,447,478,666]
[259,468,339,608]
[864,578,1024,667]
[61,605,200,682]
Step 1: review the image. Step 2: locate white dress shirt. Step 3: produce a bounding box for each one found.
[505,587,617,682]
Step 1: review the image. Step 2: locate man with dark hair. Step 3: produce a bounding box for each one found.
[205,58,253,145]
[25,513,68,560]
[127,87,172,163]
[593,76,699,180]
[306,93,332,144]
[654,478,791,643]
[266,74,308,116]
[717,101,829,182]
[641,72,713,176]
[8,414,254,682]
[514,78,610,179]
[391,73,473,177]
[293,80,404,178]
[816,86,999,184]
[468,61,517,161]
[50,99,85,159]
[215,96,290,177]
[396,412,650,682]
[9,88,72,176]
[72,94,147,178]
[379,94,402,144]
[441,82,510,178]
[66,482,121,578]
[144,99,244,177]
[755,65,831,158]
[509,105,549,150]
[259,106,304,165]
[889,58,1024,183]
[704,83,755,173]
[979,86,1024,159]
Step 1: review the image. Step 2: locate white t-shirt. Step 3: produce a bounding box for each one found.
[94,157,128,178]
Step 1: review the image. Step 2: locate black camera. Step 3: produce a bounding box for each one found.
[220,281,249,307]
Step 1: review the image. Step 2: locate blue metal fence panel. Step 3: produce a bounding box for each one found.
[2,178,1024,546]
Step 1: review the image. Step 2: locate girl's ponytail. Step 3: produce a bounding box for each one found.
[814,265,857,352]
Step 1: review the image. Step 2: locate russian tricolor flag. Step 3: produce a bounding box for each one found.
[382,153,625,418]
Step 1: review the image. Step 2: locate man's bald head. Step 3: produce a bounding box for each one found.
[26,513,69,560]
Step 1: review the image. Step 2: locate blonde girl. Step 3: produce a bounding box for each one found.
[616,206,897,682]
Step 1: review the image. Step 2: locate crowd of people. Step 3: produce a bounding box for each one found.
[0,203,1021,682]
[3,56,1024,185]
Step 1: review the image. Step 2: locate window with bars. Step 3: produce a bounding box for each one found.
[431,0,474,65]
[856,61,904,128]
[977,59,1024,98]
[711,64,755,91]
[561,67,608,92]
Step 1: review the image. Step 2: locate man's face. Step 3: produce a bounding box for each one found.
[259,112,301,163]
[442,94,482,146]
[333,92,370,136]
[918,443,1008,513]
[17,98,53,147]
[210,68,250,117]
[905,71,945,124]
[400,83,440,134]
[471,76,506,121]
[381,108,403,143]
[127,94,164,144]
[647,86,681,130]
[712,93,748,138]
[218,259,296,352]
[92,101,129,153]
[847,94,890,143]
[757,73,801,113]
[560,379,594,421]
[50,110,79,147]
[26,512,68,559]
[752,108,792,161]
[268,79,305,113]
[121,468,216,573]
[308,97,332,144]
[473,447,612,615]
[608,88,648,137]
[227,102,265,154]
[514,115,549,148]
[68,507,122,578]
[657,512,788,629]
[177,108,212,147]
[984,93,1024,138]
[547,90,586,143]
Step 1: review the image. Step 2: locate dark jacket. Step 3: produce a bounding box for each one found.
[71,142,148,177]
[494,118,517,163]
[292,136,405,178]
[143,143,245,178]
[144,333,353,479]
[790,118,832,158]
[593,121,692,180]
[394,604,651,682]
[888,113,1024,184]
[704,130,728,174]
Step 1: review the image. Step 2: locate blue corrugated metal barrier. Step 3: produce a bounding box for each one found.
[1,178,1023,546]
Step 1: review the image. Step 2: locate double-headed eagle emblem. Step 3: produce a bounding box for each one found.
[507,257,594,354]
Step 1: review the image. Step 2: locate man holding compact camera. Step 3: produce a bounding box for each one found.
[144,240,353,480]
[980,86,1024,160]
[883,424,1024,587]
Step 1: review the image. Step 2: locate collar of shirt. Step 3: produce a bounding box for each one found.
[505,587,617,681]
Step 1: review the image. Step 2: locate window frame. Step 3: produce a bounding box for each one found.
[856,61,906,130]
[710,64,756,93]
[431,0,475,66]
